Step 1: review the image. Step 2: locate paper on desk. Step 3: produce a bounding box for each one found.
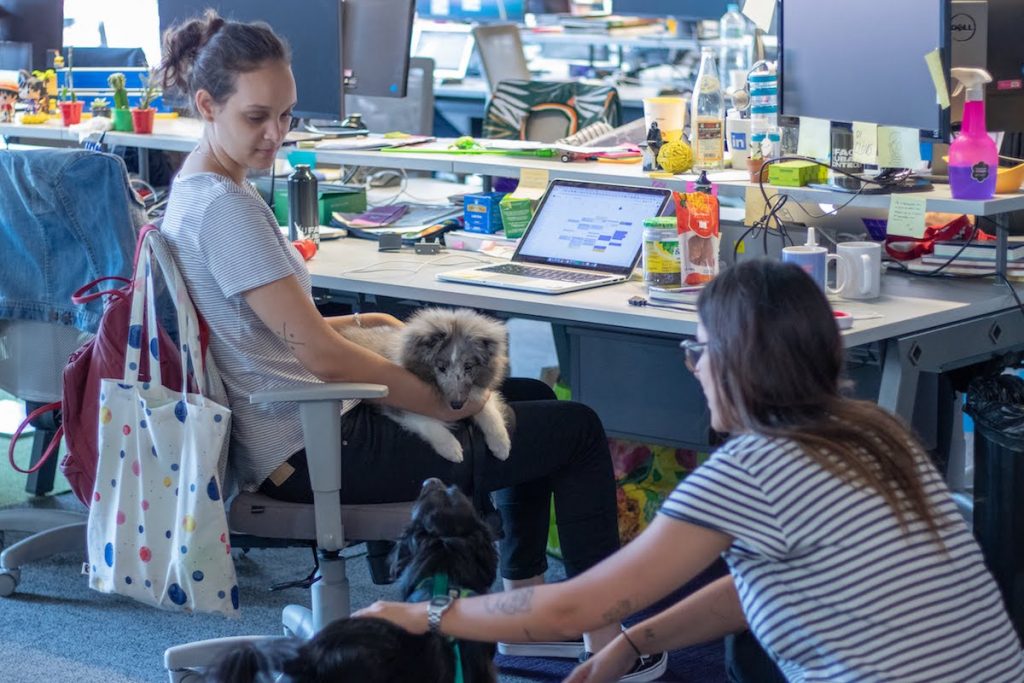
[743,185,797,227]
[512,168,549,200]
[852,122,878,166]
[877,126,923,169]
[887,195,928,239]
[925,48,951,110]
[742,0,776,33]
[797,117,832,162]
[481,139,549,151]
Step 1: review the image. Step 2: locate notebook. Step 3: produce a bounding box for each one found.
[437,180,672,294]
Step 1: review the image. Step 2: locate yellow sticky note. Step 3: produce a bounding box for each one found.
[741,0,776,33]
[887,195,928,238]
[797,117,831,162]
[925,48,950,110]
[852,122,878,166]
[877,126,923,169]
[513,167,549,200]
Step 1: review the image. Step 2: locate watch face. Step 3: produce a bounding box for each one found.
[430,595,452,608]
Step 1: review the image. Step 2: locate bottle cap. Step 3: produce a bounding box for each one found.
[805,227,818,247]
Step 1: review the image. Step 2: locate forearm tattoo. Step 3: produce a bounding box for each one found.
[484,587,534,615]
[600,598,635,625]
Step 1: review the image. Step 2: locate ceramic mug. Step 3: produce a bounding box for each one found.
[837,241,882,300]
[781,245,848,295]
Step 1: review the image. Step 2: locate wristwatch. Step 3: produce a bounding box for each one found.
[427,594,454,634]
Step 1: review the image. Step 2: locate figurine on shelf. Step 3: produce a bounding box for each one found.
[18,70,48,114]
[0,81,18,123]
[643,121,665,172]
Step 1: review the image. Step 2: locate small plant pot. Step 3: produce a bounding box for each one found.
[747,157,769,184]
[59,101,84,126]
[91,107,111,119]
[112,107,134,132]
[131,107,155,134]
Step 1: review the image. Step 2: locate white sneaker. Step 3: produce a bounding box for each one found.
[497,639,586,658]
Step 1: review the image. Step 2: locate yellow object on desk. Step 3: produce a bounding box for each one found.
[996,162,1024,194]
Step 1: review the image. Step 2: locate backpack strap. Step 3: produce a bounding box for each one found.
[7,402,64,474]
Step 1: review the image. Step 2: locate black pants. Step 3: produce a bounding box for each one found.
[260,378,620,580]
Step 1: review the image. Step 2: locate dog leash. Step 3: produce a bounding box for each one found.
[430,573,465,683]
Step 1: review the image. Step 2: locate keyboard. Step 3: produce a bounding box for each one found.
[479,263,609,283]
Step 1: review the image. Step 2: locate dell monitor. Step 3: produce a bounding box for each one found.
[343,0,415,97]
[779,0,950,139]
[0,0,63,70]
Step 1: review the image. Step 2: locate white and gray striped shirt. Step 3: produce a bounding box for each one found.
[661,433,1024,682]
[161,172,339,490]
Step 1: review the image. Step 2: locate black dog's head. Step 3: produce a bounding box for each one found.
[394,478,498,599]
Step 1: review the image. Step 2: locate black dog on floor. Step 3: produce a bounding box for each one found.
[204,479,498,683]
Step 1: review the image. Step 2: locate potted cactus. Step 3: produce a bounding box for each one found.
[90,97,111,118]
[130,69,160,134]
[57,48,83,126]
[109,72,133,132]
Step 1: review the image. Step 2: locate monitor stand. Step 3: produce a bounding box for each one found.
[808,169,933,194]
[300,117,369,138]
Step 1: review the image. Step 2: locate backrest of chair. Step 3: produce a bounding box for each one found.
[345,57,435,136]
[483,80,621,142]
[473,23,530,92]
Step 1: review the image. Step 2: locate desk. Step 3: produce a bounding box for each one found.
[307,237,1024,447]
[5,119,1024,439]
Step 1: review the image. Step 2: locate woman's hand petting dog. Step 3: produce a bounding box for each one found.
[355,600,430,636]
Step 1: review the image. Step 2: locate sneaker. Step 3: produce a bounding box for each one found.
[577,650,669,682]
[497,639,586,658]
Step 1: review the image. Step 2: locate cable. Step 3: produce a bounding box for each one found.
[627,295,696,313]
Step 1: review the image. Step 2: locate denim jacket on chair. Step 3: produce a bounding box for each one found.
[0,149,145,333]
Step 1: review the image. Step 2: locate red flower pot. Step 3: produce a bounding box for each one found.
[131,108,155,134]
[59,101,84,126]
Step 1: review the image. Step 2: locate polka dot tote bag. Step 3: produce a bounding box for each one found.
[86,229,237,616]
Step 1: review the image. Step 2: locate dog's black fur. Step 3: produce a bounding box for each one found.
[204,479,498,683]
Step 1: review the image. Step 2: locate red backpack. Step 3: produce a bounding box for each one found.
[8,226,201,506]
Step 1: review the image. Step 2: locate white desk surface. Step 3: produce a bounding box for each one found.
[5,120,1024,215]
[307,237,1020,348]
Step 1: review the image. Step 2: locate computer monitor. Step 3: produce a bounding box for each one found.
[982,0,1024,133]
[779,0,950,139]
[0,0,63,70]
[609,0,729,20]
[412,21,475,81]
[415,0,525,23]
[159,0,345,121]
[343,0,415,97]
[472,23,529,91]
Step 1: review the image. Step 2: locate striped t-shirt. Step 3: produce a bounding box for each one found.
[161,172,348,490]
[661,433,1024,682]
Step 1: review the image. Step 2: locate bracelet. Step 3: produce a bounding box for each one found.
[620,625,643,658]
[354,312,363,328]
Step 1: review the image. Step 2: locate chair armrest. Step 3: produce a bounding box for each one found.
[250,382,388,404]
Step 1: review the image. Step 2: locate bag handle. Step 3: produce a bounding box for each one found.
[71,276,131,305]
[7,403,63,474]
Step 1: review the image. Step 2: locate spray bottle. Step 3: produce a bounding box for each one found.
[949,68,997,200]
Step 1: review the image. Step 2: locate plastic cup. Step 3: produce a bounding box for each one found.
[643,97,686,143]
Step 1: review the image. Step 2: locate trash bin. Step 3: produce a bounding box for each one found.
[964,374,1024,640]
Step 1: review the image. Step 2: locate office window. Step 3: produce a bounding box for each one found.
[63,0,161,67]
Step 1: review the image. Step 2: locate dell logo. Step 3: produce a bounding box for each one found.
[951,13,977,41]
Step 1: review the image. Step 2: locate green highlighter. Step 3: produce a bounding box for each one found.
[379,147,556,158]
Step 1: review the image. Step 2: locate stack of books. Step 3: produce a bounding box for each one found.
[904,239,1024,279]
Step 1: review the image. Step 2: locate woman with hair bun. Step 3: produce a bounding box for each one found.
[157,13,663,678]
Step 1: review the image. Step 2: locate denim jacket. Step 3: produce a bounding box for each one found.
[0,149,144,333]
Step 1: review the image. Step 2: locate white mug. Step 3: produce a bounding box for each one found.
[837,241,882,300]
[781,245,848,296]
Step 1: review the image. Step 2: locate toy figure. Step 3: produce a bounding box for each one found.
[18,70,48,114]
[0,82,18,123]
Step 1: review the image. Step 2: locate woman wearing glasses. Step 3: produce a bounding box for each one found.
[361,259,1024,682]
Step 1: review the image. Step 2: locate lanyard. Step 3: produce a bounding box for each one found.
[431,572,464,683]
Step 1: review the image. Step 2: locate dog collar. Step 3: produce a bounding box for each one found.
[413,572,472,683]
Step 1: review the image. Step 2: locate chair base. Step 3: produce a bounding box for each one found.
[0,511,87,597]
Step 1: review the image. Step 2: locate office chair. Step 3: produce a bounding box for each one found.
[473,24,530,93]
[483,80,621,142]
[0,149,143,597]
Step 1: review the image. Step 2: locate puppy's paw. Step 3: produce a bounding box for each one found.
[432,432,465,463]
[485,427,512,461]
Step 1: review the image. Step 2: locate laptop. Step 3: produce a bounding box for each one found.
[437,180,672,294]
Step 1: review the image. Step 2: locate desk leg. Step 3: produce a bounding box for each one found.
[878,338,920,423]
[138,146,150,184]
[551,323,571,387]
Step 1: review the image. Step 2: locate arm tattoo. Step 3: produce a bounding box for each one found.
[483,587,534,615]
[277,322,306,350]
[643,626,657,642]
[600,598,635,625]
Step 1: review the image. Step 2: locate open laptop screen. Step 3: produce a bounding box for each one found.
[513,181,671,275]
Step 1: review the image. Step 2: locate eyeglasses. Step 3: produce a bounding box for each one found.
[679,339,707,372]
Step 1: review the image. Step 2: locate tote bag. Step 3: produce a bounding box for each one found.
[86,229,238,616]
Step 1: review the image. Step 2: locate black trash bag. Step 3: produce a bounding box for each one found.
[964,374,1024,448]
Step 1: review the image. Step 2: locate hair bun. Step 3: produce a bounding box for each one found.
[158,9,225,102]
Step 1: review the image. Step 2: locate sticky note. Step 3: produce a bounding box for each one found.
[513,167,549,200]
[925,49,950,110]
[797,117,831,162]
[877,126,923,169]
[887,195,928,238]
[742,0,776,33]
[852,122,878,166]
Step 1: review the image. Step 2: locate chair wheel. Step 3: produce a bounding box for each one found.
[0,571,20,597]
[168,671,205,683]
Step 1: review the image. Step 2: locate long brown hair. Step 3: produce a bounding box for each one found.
[159,9,290,112]
[697,259,944,538]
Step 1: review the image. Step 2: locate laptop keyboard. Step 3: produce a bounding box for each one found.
[479,263,610,283]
